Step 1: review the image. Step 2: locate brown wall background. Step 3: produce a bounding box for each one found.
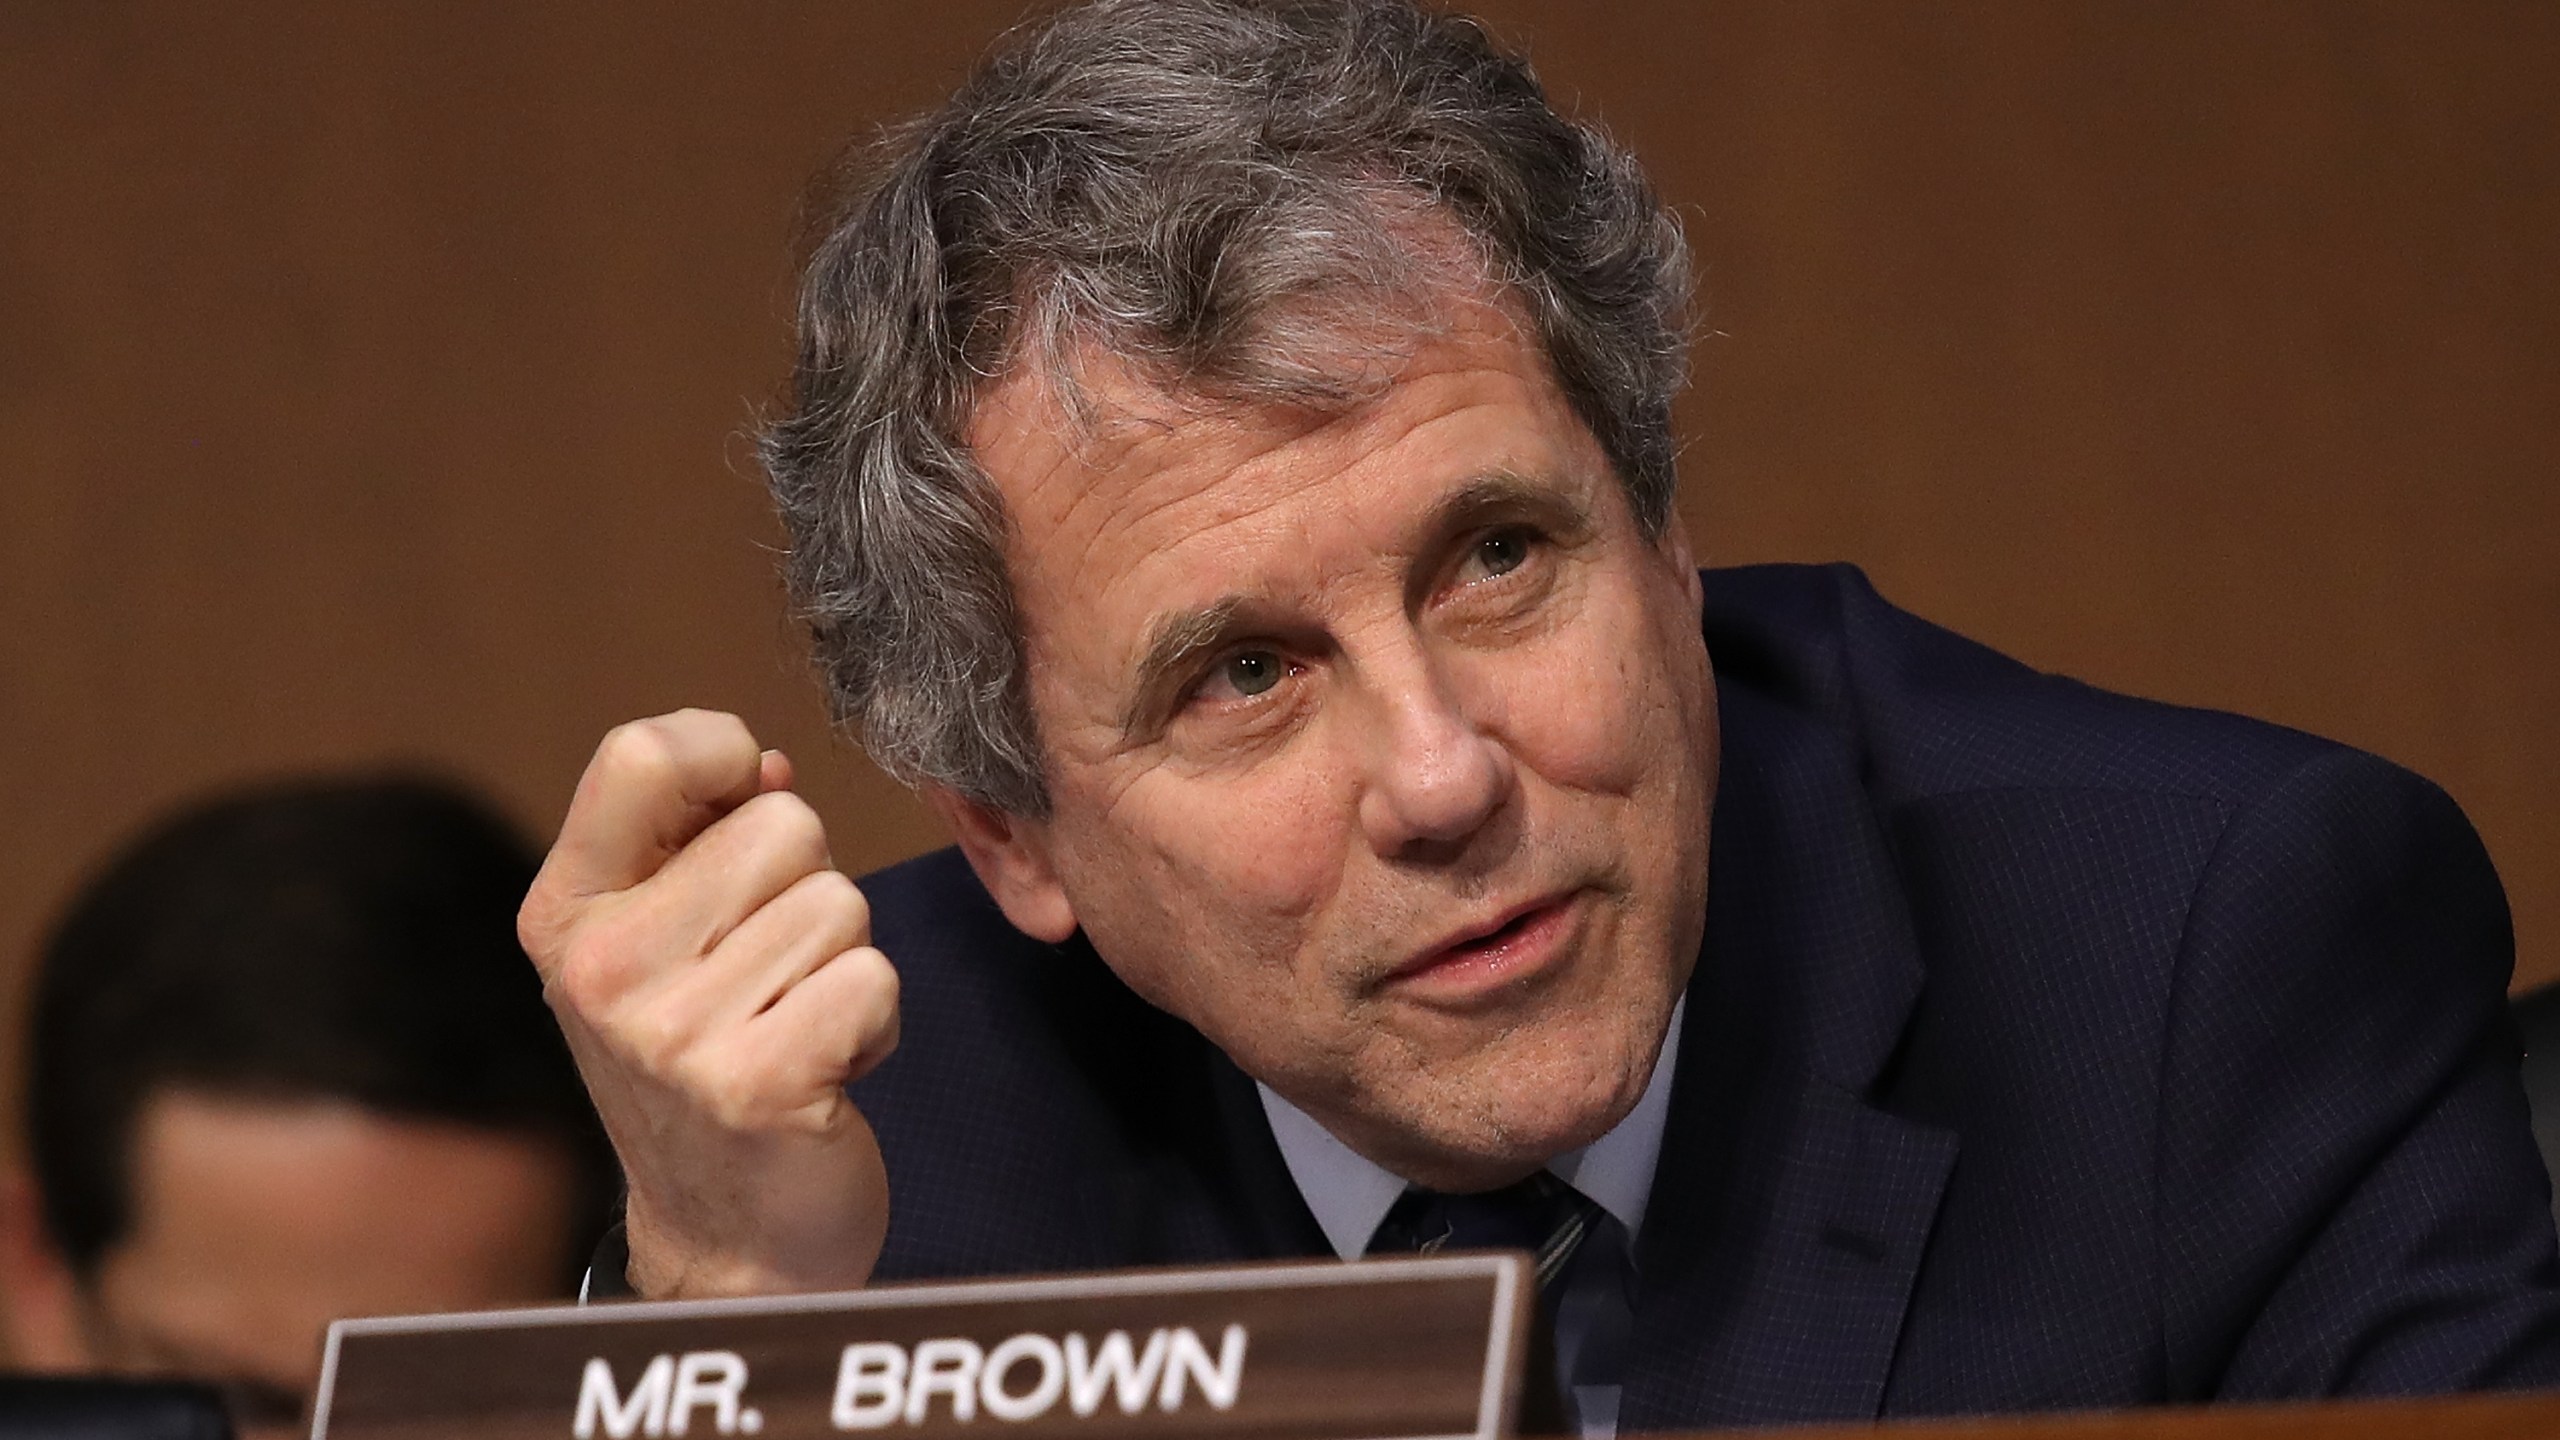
[3,0,2555,1146]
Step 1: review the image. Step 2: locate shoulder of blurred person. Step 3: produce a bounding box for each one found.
[0,775,616,1437]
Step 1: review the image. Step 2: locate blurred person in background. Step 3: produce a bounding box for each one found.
[0,777,617,1438]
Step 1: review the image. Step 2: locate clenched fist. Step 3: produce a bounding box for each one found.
[519,710,899,1299]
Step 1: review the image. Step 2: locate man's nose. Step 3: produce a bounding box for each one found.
[1355,651,1516,863]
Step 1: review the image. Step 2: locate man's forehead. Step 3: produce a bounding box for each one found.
[965,287,1555,529]
[969,356,1290,493]
[962,243,1541,492]
[966,365,1375,615]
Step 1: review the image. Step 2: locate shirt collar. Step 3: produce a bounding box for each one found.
[1257,995,1686,1261]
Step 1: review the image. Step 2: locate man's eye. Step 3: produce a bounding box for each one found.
[1469,527,1534,580]
[1217,650,1285,698]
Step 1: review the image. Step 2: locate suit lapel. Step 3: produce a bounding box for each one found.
[1620,684,1958,1431]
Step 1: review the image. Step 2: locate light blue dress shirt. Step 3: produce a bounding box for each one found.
[1256,997,1686,1440]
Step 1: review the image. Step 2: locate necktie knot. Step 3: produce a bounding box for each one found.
[1368,1172,1598,1289]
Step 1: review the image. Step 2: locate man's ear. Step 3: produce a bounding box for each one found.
[0,1167,95,1371]
[1656,511,1704,607]
[921,786,1080,944]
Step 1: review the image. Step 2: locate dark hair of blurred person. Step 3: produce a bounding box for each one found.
[0,776,617,1437]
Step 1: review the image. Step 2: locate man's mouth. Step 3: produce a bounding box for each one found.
[1383,890,1585,1002]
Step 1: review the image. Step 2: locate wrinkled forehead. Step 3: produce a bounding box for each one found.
[963,345,1354,600]
[962,277,1555,565]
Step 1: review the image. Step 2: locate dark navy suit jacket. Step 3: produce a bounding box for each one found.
[848,563,2560,1428]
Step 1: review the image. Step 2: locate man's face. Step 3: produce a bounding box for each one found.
[77,1092,577,1438]
[963,286,1718,1191]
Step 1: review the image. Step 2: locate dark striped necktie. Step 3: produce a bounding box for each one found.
[1367,1173,1603,1436]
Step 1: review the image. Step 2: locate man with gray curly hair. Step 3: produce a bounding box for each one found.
[518,0,2560,1431]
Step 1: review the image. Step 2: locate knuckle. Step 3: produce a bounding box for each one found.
[671,708,761,776]
[805,869,870,931]
[749,791,829,862]
[566,905,659,979]
[553,932,628,1015]
[665,1045,727,1108]
[851,946,900,1008]
[838,952,902,1079]
[620,1003,693,1074]
[695,1063,773,1132]
[594,719,680,791]
[516,887,566,961]
[774,1046,849,1118]
[702,1086,753,1131]
[673,706,754,748]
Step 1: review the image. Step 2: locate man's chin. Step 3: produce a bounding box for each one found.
[1384,1113,1618,1193]
[1365,1040,1658,1191]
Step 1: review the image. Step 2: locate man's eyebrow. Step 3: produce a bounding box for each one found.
[1425,470,1597,547]
[1121,595,1252,736]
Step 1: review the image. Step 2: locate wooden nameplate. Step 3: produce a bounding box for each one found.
[312,1252,1530,1440]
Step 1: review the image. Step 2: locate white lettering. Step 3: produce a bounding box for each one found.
[668,1351,749,1436]
[831,1343,908,1431]
[1064,1330,1168,1417]
[903,1338,984,1425]
[576,1354,673,1440]
[1158,1325,1247,1412]
[816,1324,1248,1429]
[978,1333,1067,1422]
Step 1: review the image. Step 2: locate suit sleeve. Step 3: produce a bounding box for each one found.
[2156,747,2560,1397]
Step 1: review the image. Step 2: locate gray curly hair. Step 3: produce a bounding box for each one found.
[760,0,1691,816]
